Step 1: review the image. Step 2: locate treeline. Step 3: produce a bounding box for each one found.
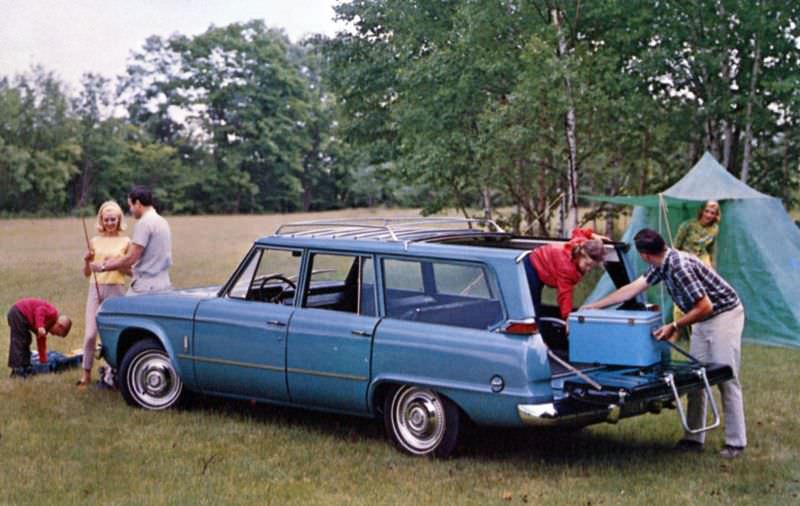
[2,2,799,235]
[324,0,800,233]
[0,21,400,216]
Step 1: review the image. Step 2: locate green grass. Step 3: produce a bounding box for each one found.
[1,212,799,505]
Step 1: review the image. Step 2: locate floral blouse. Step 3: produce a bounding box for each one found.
[674,219,718,265]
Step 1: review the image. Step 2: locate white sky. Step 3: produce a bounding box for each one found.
[0,0,344,89]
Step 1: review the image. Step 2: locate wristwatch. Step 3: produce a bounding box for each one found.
[672,321,679,331]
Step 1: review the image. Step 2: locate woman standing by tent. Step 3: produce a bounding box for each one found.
[674,200,721,267]
[673,200,721,334]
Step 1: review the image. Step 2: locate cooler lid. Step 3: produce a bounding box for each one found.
[568,308,662,324]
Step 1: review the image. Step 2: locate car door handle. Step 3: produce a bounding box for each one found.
[351,330,371,337]
[267,320,287,327]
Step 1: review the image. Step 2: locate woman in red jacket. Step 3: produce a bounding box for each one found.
[524,228,607,328]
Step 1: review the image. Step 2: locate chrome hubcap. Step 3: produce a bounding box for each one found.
[392,387,445,454]
[128,350,182,410]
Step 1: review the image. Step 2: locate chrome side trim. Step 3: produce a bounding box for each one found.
[517,402,620,427]
[178,355,283,372]
[287,367,368,382]
[178,355,368,382]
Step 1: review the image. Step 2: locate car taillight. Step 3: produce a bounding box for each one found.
[502,320,539,335]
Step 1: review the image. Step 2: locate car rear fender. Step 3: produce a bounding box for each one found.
[367,374,552,427]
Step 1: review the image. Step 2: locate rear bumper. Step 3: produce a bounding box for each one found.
[518,362,733,428]
[517,401,621,427]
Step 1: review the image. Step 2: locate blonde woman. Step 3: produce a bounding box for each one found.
[674,200,721,267]
[78,201,131,387]
[672,200,721,336]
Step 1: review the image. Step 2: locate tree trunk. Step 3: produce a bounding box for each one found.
[481,187,493,222]
[537,158,549,235]
[729,124,741,172]
[705,117,721,159]
[722,119,733,169]
[640,129,650,195]
[552,7,579,236]
[79,157,92,206]
[740,39,761,184]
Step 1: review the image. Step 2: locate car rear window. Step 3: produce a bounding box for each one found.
[382,258,503,330]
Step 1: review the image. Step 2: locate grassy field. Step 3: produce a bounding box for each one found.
[1,211,799,505]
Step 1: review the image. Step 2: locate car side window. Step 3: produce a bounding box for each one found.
[432,262,493,298]
[383,258,424,293]
[228,248,302,304]
[383,258,503,329]
[302,253,376,316]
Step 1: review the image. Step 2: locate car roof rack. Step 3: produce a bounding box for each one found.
[274,217,506,242]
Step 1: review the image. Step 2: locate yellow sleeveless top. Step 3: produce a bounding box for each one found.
[90,235,131,285]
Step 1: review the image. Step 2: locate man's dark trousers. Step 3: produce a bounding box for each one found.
[7,306,33,368]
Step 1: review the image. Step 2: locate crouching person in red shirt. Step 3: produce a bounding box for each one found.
[6,298,71,378]
[524,228,607,336]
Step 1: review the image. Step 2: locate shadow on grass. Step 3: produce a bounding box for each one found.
[459,425,673,464]
[181,392,386,442]
[178,392,677,466]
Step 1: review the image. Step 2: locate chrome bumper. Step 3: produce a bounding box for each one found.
[517,402,621,427]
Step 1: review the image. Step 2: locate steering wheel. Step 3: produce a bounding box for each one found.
[258,274,297,303]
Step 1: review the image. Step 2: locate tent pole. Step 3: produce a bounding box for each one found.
[659,193,675,245]
[657,193,671,320]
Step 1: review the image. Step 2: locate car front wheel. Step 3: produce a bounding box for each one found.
[119,338,183,410]
[384,385,460,458]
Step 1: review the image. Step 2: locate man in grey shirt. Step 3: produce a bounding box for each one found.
[91,186,173,293]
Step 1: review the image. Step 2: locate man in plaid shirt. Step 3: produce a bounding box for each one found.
[585,228,746,459]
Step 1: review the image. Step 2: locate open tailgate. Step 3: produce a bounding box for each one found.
[561,361,733,432]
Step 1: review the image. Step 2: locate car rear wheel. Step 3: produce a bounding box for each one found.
[119,338,183,410]
[384,385,460,458]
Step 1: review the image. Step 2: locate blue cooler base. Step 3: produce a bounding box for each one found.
[30,349,84,374]
[568,309,670,367]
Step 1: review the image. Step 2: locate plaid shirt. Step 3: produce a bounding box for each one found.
[645,249,740,317]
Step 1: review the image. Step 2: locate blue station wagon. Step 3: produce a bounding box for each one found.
[97,218,732,457]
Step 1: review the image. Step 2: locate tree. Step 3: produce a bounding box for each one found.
[0,68,78,214]
[168,21,311,212]
[634,0,800,193]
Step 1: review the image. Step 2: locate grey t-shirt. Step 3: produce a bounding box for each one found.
[131,208,172,279]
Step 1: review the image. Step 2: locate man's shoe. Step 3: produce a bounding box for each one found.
[9,366,33,379]
[719,445,745,459]
[674,439,705,452]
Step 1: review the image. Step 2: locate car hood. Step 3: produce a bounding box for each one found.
[98,285,221,318]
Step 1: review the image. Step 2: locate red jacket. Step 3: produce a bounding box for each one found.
[14,298,59,363]
[530,228,594,319]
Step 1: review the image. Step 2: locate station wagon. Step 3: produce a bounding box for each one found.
[97,218,732,457]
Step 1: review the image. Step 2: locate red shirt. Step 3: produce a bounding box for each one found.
[14,298,59,363]
[530,228,594,319]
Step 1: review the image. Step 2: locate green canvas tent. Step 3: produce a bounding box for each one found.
[587,152,800,348]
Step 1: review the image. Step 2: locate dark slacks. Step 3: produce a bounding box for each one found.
[523,257,544,322]
[7,306,33,368]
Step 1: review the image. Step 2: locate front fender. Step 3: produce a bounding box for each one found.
[99,316,185,379]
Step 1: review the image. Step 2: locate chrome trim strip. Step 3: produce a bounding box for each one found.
[287,367,368,382]
[178,355,368,381]
[569,313,660,324]
[515,250,531,263]
[178,355,284,372]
